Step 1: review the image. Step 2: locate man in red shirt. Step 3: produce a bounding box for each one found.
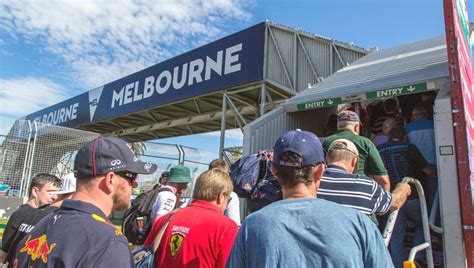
[143,169,238,268]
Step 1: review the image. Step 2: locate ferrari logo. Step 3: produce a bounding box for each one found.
[169,233,184,257]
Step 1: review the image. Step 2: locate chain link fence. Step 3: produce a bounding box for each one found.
[1,117,219,198]
[0,118,100,197]
[136,142,217,197]
[0,118,31,196]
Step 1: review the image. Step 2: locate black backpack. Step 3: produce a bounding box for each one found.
[122,187,172,245]
[230,151,282,212]
[248,151,282,212]
[230,151,269,198]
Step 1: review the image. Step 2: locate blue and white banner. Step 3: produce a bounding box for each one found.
[25,22,265,127]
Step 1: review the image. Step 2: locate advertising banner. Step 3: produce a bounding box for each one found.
[25,23,266,127]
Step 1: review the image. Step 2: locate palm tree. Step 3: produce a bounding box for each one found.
[128,141,147,156]
[223,146,242,164]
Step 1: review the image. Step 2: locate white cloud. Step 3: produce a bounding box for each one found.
[201,128,244,140]
[0,0,252,89]
[0,77,70,118]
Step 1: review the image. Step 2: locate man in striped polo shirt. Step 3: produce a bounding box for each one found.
[318,138,411,216]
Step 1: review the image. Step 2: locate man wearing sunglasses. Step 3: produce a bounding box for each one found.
[13,136,157,267]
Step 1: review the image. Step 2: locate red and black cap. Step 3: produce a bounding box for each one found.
[74,136,157,179]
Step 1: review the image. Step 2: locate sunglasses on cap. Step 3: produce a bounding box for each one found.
[115,171,138,185]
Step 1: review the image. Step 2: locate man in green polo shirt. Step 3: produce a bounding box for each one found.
[322,110,390,191]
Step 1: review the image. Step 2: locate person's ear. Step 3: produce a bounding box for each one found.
[31,187,39,199]
[351,157,358,169]
[216,193,226,205]
[313,163,325,182]
[99,172,116,194]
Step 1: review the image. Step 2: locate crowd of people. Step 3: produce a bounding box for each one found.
[0,94,437,268]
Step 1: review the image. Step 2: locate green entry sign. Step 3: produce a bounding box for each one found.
[365,83,427,99]
[296,83,427,111]
[296,97,342,110]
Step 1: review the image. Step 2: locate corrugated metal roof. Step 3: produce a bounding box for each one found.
[284,36,449,111]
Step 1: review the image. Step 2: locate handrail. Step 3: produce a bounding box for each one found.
[382,177,434,268]
[429,190,443,234]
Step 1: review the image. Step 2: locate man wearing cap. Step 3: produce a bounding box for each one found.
[49,172,77,207]
[144,169,238,268]
[226,130,393,267]
[318,139,411,216]
[322,110,390,191]
[13,136,157,267]
[152,165,193,221]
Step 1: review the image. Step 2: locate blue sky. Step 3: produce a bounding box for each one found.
[0,0,472,154]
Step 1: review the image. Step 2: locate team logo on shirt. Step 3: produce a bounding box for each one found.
[20,234,57,263]
[169,233,184,256]
[169,226,189,256]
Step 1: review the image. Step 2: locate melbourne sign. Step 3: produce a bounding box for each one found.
[25,23,266,127]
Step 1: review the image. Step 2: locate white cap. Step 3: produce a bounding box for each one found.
[52,172,76,195]
[328,138,359,156]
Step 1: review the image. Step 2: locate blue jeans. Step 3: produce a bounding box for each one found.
[390,199,425,268]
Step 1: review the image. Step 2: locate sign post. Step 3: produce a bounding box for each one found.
[444,0,474,266]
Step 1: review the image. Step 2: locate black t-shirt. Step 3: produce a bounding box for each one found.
[377,140,429,198]
[1,204,56,265]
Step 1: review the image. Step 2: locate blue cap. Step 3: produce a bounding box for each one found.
[273,130,325,167]
[74,136,157,179]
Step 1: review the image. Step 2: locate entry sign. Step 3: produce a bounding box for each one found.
[365,83,427,99]
[296,83,427,111]
[296,97,342,110]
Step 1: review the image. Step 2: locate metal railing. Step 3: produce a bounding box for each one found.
[382,177,434,268]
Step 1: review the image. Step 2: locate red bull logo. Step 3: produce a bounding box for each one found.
[20,234,56,263]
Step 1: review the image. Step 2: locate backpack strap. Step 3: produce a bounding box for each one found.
[138,187,173,212]
[152,209,180,252]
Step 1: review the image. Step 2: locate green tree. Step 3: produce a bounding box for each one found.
[223,146,242,163]
[128,141,147,156]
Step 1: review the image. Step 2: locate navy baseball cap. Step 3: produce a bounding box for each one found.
[273,129,325,167]
[74,136,157,179]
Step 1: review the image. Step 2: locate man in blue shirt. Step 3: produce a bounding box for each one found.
[318,138,411,216]
[13,137,157,267]
[405,104,437,211]
[226,130,393,268]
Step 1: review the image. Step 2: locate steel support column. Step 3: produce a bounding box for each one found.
[219,93,227,159]
[260,83,267,117]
